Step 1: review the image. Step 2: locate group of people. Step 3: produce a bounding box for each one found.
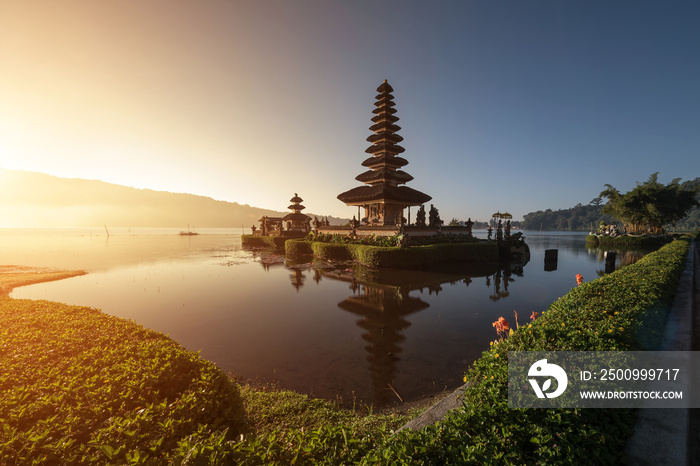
[596,222,626,237]
[487,219,512,241]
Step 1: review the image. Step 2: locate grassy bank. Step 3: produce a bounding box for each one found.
[286,240,498,268]
[0,294,417,464]
[0,266,86,296]
[0,297,247,464]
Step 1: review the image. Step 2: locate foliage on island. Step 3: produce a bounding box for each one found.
[586,231,675,248]
[670,177,700,231]
[522,175,700,232]
[286,233,499,268]
[600,173,699,234]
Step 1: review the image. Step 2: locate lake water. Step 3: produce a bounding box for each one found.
[3,228,648,408]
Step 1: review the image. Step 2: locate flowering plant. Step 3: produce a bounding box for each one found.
[576,274,584,286]
[492,317,510,341]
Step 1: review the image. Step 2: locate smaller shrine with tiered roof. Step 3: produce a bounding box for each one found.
[255,193,311,237]
[283,193,311,234]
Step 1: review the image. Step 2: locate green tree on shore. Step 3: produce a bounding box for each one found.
[600,173,699,234]
[521,204,611,231]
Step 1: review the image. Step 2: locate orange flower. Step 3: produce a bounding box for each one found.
[576,274,584,286]
[530,311,539,320]
[492,317,509,332]
[492,317,510,339]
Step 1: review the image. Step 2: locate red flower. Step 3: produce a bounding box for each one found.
[530,311,539,320]
[576,274,584,286]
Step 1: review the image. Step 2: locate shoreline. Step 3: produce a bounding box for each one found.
[0,265,86,296]
[1,264,445,414]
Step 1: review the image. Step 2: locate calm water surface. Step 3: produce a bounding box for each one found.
[3,228,648,408]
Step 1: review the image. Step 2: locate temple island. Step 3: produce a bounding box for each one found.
[242,80,528,266]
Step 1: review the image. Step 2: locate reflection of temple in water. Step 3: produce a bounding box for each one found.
[252,252,312,290]
[337,282,429,407]
[249,246,529,406]
[486,268,515,302]
[319,260,521,406]
[289,269,305,291]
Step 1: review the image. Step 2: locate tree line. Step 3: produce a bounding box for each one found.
[521,175,699,232]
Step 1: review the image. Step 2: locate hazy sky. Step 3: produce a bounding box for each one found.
[1,0,699,222]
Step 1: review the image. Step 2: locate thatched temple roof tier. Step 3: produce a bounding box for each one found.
[374,94,396,107]
[372,106,397,115]
[365,142,405,155]
[355,168,414,184]
[287,204,306,211]
[282,212,310,222]
[337,185,431,206]
[367,132,404,144]
[371,113,399,124]
[369,122,401,133]
[361,154,409,168]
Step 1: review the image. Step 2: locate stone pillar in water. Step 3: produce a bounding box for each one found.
[544,249,558,271]
[605,251,616,274]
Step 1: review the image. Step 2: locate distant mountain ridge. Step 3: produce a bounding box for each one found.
[0,168,347,228]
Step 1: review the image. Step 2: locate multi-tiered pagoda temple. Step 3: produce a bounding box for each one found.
[337,80,431,227]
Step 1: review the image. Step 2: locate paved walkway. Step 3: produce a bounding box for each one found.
[692,239,699,464]
[624,238,697,465]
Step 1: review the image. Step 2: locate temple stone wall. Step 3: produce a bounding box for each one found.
[316,226,401,237]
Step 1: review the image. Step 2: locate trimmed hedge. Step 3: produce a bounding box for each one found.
[586,234,674,249]
[285,239,313,257]
[0,298,246,465]
[364,237,691,464]
[311,242,356,261]
[355,242,498,268]
[286,240,498,268]
[241,235,288,249]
